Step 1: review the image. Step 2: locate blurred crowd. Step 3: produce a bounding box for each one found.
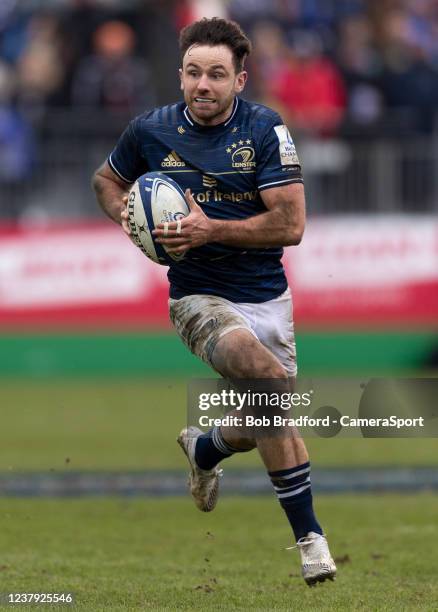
[239,0,438,137]
[1,0,438,191]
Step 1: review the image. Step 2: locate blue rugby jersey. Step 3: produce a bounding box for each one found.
[108,97,303,303]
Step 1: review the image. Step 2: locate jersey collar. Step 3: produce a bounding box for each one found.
[183,97,239,130]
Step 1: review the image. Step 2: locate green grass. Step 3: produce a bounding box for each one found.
[0,378,437,471]
[0,495,437,610]
[1,377,436,610]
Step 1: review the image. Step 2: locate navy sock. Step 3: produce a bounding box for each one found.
[195,426,250,470]
[269,462,323,541]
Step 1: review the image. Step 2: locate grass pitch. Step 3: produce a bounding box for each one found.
[0,495,437,611]
[0,378,437,610]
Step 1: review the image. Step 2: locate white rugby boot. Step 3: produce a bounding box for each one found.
[291,532,337,586]
[177,426,223,512]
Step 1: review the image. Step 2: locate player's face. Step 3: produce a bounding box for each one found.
[180,44,247,126]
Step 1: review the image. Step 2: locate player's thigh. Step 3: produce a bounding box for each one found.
[250,289,297,377]
[169,293,288,378]
[211,328,287,379]
[169,293,253,369]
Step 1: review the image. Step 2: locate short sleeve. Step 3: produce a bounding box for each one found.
[108,120,146,184]
[256,120,303,192]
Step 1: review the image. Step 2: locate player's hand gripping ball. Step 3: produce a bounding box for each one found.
[127,172,190,265]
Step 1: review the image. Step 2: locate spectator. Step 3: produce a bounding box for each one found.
[0,59,34,218]
[403,0,438,66]
[268,30,347,136]
[71,20,156,114]
[377,8,438,132]
[337,15,383,126]
[16,14,65,112]
[248,21,292,100]
[0,2,31,66]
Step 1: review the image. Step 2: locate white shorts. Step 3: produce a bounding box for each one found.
[168,288,297,376]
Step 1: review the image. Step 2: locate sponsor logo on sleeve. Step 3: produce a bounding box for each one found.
[274,125,300,166]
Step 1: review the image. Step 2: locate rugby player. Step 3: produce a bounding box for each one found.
[92,17,336,587]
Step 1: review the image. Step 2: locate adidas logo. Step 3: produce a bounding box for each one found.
[161,150,186,168]
[203,175,217,188]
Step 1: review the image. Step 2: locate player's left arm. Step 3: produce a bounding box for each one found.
[153,183,305,252]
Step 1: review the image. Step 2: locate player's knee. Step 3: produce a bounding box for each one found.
[232,355,288,379]
[246,351,288,378]
[212,331,288,379]
[263,362,288,379]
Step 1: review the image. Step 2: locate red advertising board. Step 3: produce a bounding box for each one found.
[0,217,437,330]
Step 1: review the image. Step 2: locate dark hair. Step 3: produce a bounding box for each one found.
[179,17,252,73]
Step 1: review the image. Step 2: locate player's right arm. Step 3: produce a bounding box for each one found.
[92,161,132,235]
[93,116,148,234]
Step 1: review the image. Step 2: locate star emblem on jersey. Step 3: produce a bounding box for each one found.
[161,150,186,168]
[225,140,256,169]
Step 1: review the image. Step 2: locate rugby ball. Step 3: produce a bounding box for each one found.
[127,172,190,265]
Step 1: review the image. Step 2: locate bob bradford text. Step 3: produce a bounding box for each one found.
[198,414,425,429]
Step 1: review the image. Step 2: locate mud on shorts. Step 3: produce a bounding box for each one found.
[168,288,297,376]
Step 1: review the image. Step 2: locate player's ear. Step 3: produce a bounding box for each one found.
[179,68,184,91]
[235,70,248,93]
